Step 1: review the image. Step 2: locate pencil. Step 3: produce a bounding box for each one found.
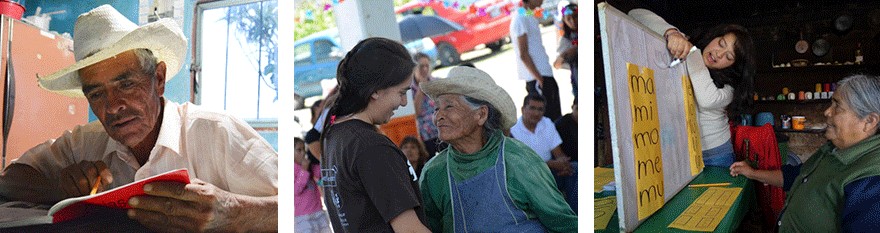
[90,176,101,195]
[687,182,731,188]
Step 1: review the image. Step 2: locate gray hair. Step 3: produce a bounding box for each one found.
[836,74,880,120]
[460,95,503,139]
[132,48,158,76]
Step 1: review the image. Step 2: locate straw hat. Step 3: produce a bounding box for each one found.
[37,4,187,98]
[421,66,517,129]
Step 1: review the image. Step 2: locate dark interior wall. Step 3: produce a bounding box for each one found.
[596,0,880,157]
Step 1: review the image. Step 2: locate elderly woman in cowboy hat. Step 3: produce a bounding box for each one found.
[418,66,577,232]
[0,5,276,232]
[729,75,880,231]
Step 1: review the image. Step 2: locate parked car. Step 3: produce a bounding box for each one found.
[294,28,438,107]
[395,0,515,66]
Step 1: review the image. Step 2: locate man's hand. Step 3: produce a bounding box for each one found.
[547,157,572,176]
[127,178,276,232]
[127,179,239,232]
[59,161,113,198]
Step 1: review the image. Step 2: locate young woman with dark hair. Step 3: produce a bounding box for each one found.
[320,37,430,232]
[554,3,578,97]
[629,9,757,167]
[411,52,442,157]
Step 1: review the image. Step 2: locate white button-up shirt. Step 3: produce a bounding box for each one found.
[510,116,563,162]
[13,100,277,196]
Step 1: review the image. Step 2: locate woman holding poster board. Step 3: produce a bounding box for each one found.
[629,9,757,167]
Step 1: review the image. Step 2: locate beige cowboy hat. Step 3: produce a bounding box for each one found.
[421,66,517,129]
[37,4,186,98]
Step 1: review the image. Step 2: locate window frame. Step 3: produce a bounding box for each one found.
[193,0,278,127]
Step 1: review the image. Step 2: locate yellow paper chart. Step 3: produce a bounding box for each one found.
[595,167,615,193]
[681,75,704,176]
[668,187,743,232]
[627,63,665,220]
[595,196,618,230]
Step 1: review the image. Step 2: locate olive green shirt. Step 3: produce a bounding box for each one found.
[419,131,577,232]
[780,135,880,232]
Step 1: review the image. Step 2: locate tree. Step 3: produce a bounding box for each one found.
[295,0,412,40]
[224,0,278,101]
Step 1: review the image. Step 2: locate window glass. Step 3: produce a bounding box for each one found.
[197,0,278,122]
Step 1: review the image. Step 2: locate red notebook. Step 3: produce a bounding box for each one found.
[48,168,190,223]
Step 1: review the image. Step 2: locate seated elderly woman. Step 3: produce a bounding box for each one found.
[730,74,880,231]
[418,66,577,232]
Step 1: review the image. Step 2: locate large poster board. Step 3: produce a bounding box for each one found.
[597,3,704,231]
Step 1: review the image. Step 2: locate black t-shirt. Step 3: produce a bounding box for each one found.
[321,120,426,232]
[555,114,578,161]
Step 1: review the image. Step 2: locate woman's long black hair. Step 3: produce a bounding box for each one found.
[320,37,415,143]
[690,24,756,115]
[561,3,578,42]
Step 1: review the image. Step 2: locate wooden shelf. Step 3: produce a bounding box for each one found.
[754,99,831,104]
[759,64,874,74]
[775,127,825,134]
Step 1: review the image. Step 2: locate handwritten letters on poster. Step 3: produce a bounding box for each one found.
[627,63,664,219]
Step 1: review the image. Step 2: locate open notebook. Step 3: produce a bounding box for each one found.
[0,168,189,227]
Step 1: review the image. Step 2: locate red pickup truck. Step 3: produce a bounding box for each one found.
[396,0,515,66]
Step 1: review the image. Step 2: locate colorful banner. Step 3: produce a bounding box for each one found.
[682,75,704,176]
[627,63,665,220]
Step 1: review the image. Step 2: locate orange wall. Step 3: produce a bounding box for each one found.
[379,114,419,146]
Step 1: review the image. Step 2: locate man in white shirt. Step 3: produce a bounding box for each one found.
[0,5,276,232]
[510,95,571,175]
[510,0,562,120]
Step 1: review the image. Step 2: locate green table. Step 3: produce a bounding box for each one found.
[594,189,620,233]
[596,166,754,233]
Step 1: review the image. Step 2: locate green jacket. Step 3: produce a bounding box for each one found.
[418,132,577,233]
[780,135,880,232]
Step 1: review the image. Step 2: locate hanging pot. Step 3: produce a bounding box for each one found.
[835,14,853,32]
[813,38,829,57]
[795,31,809,54]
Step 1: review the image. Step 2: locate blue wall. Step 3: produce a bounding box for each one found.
[22,0,139,37]
[23,0,193,121]
[259,131,279,151]
[19,1,278,149]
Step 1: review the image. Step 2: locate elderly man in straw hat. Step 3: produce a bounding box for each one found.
[418,66,576,232]
[0,5,276,232]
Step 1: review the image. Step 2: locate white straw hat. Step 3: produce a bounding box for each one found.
[421,66,517,129]
[37,4,186,98]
